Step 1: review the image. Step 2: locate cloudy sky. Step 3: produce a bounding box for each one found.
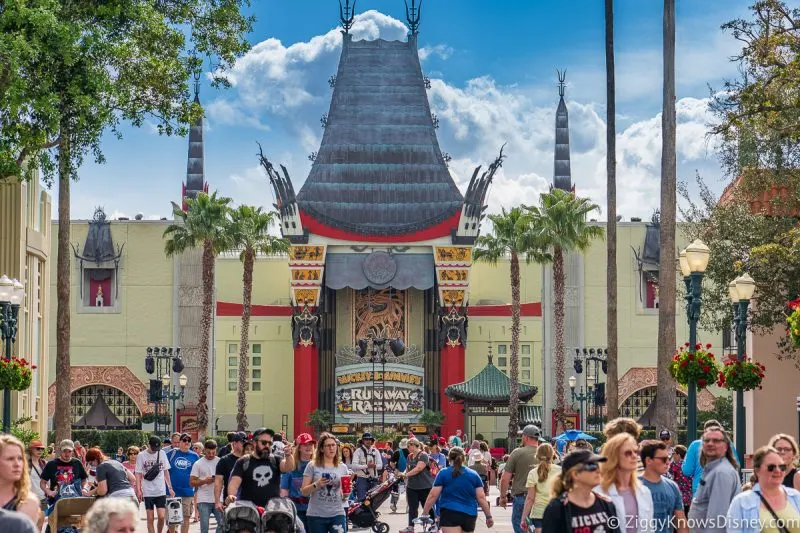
[59,0,750,222]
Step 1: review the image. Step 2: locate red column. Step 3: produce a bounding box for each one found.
[293,343,319,437]
[440,344,465,439]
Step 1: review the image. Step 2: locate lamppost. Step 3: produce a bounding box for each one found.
[145,346,184,435]
[0,275,25,434]
[728,273,755,467]
[568,375,589,430]
[679,239,711,442]
[161,373,188,434]
[572,348,607,430]
[356,336,405,432]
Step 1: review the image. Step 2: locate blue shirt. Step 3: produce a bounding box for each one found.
[280,460,310,511]
[640,476,683,533]
[167,449,199,497]
[429,453,447,469]
[432,466,484,516]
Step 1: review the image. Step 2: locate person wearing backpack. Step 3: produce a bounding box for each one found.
[351,432,382,501]
[166,434,199,533]
[135,436,175,533]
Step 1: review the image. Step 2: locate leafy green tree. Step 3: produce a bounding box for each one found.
[474,207,548,445]
[164,191,233,436]
[525,189,604,433]
[228,206,289,431]
[697,394,734,432]
[307,409,333,437]
[0,0,252,443]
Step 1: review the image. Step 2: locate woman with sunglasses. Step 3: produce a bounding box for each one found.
[726,445,800,533]
[122,447,139,473]
[542,449,619,532]
[769,434,800,490]
[596,433,654,533]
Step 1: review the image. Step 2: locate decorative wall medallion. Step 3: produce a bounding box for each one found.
[362,251,397,285]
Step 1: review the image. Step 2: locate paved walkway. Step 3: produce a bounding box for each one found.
[134,486,515,533]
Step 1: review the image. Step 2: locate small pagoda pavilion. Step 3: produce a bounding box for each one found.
[445,346,539,440]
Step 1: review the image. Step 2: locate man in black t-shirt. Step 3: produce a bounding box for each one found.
[40,440,88,502]
[218,432,238,459]
[214,432,245,511]
[225,428,295,508]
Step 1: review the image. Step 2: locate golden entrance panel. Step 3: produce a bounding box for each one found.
[289,245,325,262]
[434,246,472,263]
[293,288,320,306]
[291,268,322,281]
[440,289,465,307]
[437,269,469,283]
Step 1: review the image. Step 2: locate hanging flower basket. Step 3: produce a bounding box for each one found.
[716,356,765,391]
[787,299,800,347]
[0,357,36,391]
[669,343,719,389]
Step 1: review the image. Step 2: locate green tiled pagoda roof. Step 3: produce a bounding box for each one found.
[445,362,538,403]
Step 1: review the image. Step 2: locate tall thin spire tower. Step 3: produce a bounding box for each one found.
[554,70,572,191]
[183,70,208,209]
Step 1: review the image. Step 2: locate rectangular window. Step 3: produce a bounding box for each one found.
[228,382,236,391]
[497,356,507,367]
[252,382,262,391]
[642,271,659,309]
[522,370,531,380]
[228,357,236,367]
[228,344,238,354]
[522,345,530,355]
[497,345,507,355]
[252,357,261,367]
[252,344,261,354]
[228,370,237,379]
[522,357,530,367]
[252,369,261,379]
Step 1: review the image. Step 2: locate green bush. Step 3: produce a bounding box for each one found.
[11,417,39,446]
[493,438,508,450]
[47,430,153,454]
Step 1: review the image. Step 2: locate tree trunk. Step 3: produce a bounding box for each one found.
[54,129,72,443]
[656,0,678,434]
[553,246,567,434]
[508,250,521,445]
[605,0,620,421]
[197,240,215,436]
[236,248,254,431]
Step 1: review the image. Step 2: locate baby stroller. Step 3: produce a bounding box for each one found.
[262,498,304,533]
[224,504,261,533]
[347,474,401,533]
[45,497,95,533]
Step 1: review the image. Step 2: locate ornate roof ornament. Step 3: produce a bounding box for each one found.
[340,0,356,34]
[183,65,207,210]
[405,0,421,35]
[72,207,124,266]
[554,69,572,192]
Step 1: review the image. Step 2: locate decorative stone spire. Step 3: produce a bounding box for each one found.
[183,70,207,210]
[554,69,572,192]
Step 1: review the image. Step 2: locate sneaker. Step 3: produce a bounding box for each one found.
[390,504,397,512]
[400,527,414,533]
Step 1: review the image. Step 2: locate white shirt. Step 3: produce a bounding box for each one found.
[135,449,170,498]
[190,456,220,504]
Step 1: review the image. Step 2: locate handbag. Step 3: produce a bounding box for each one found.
[143,454,163,482]
[757,490,792,533]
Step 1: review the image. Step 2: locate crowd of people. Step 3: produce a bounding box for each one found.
[1,418,799,533]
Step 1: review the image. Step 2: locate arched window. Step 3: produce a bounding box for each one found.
[620,386,688,428]
[71,385,141,429]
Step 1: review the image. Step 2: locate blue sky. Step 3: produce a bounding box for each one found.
[60,0,752,221]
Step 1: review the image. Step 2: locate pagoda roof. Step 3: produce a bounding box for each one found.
[445,360,538,403]
[296,36,463,237]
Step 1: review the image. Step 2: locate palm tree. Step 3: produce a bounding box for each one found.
[164,191,232,436]
[656,0,678,433]
[605,0,620,420]
[526,189,604,433]
[228,205,289,430]
[474,207,548,444]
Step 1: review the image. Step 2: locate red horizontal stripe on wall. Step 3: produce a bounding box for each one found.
[300,210,460,243]
[469,302,542,317]
[216,301,293,317]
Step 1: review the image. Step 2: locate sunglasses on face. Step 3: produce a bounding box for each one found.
[766,463,788,473]
[181,438,192,443]
[257,440,272,446]
[622,450,637,458]
[703,437,725,444]
[579,463,600,472]
[652,456,669,463]
[775,447,795,454]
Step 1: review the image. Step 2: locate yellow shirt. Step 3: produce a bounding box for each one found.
[759,501,800,533]
[525,464,561,519]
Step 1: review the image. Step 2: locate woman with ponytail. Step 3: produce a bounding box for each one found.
[542,449,620,533]
[422,447,494,532]
[520,443,560,533]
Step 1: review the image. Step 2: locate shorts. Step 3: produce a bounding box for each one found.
[144,496,167,510]
[439,508,477,532]
[180,496,193,519]
[529,518,543,529]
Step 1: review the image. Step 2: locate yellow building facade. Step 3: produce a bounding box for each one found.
[0,177,52,434]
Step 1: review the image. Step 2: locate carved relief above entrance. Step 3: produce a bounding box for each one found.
[48,366,152,417]
[617,367,715,411]
[352,288,406,343]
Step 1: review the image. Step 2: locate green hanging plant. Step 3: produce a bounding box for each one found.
[669,343,719,389]
[0,357,36,391]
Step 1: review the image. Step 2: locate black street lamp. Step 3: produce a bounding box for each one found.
[728,273,755,467]
[145,346,185,435]
[568,375,589,429]
[572,347,607,430]
[161,372,188,434]
[0,275,24,434]
[679,239,711,442]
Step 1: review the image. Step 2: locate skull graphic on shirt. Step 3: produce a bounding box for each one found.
[252,465,273,487]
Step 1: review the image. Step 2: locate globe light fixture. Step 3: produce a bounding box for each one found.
[728,280,740,303]
[179,374,188,388]
[685,239,711,273]
[735,273,756,301]
[679,250,691,278]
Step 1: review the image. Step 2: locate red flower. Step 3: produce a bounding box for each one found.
[705,343,712,349]
[703,366,710,373]
[688,354,694,360]
[695,343,702,350]
[680,361,688,368]
[698,379,707,387]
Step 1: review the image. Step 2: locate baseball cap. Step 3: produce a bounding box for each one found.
[29,440,45,449]
[59,440,75,451]
[252,428,272,440]
[149,436,163,449]
[296,433,316,445]
[362,432,375,441]
[438,437,447,446]
[521,424,542,439]
[228,432,246,443]
[659,429,671,440]
[561,449,608,472]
